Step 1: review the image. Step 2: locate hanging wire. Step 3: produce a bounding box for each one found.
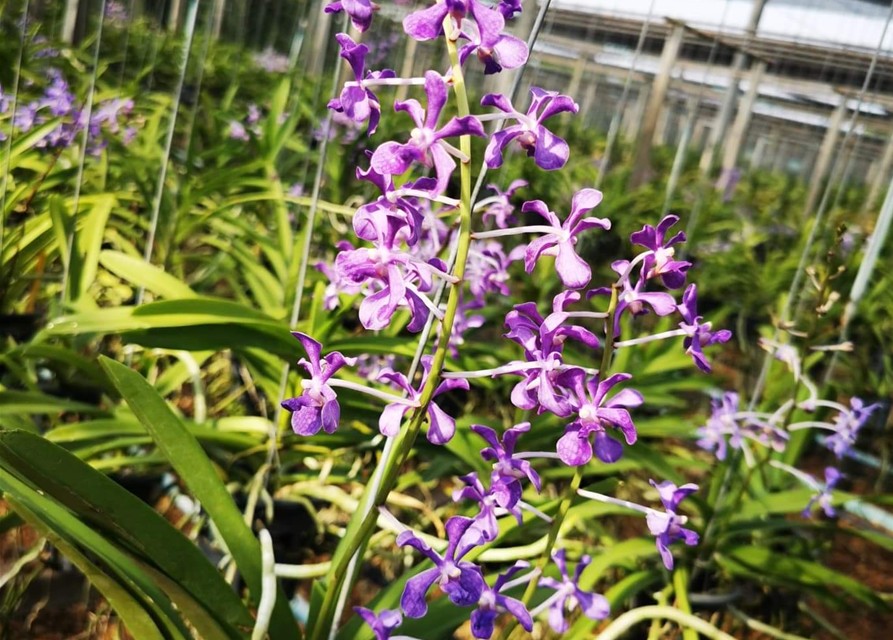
[0,0,32,253]
[133,0,200,307]
[593,0,656,191]
[60,0,110,305]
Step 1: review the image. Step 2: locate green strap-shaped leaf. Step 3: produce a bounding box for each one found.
[100,250,198,299]
[10,499,166,640]
[0,465,191,640]
[98,356,300,640]
[0,430,254,638]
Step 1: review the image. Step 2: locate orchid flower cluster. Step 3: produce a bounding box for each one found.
[0,69,136,151]
[696,335,879,518]
[281,3,728,636]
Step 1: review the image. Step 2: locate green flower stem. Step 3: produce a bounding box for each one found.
[499,285,619,640]
[597,606,737,640]
[308,19,473,640]
[673,567,698,640]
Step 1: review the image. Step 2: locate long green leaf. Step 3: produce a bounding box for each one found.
[10,499,167,640]
[100,250,197,299]
[0,430,254,638]
[98,357,299,640]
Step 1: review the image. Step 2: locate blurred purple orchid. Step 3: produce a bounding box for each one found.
[325,0,378,32]
[398,516,485,618]
[522,189,610,289]
[229,121,249,141]
[497,0,523,19]
[630,214,691,289]
[678,284,732,372]
[646,480,699,570]
[355,608,403,640]
[377,355,469,444]
[280,332,356,436]
[328,34,395,135]
[556,372,643,466]
[465,240,520,301]
[803,467,842,518]
[470,561,533,638]
[482,88,579,171]
[825,397,880,459]
[371,72,485,197]
[537,550,609,633]
[695,391,741,461]
[479,180,527,228]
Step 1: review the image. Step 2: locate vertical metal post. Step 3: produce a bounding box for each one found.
[804,99,847,214]
[594,0,656,189]
[718,60,766,191]
[630,23,685,187]
[864,132,893,213]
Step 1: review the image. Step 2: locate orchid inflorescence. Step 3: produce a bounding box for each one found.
[0,68,137,150]
[696,333,879,519]
[282,3,729,636]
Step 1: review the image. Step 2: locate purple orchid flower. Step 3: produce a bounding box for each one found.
[456,4,528,75]
[453,472,521,542]
[825,397,880,459]
[588,260,677,337]
[480,180,527,228]
[678,284,732,373]
[470,561,533,638]
[522,189,610,289]
[646,480,699,570]
[503,297,599,418]
[355,608,402,640]
[327,34,395,135]
[377,355,469,444]
[803,467,842,518]
[471,422,541,500]
[315,241,365,310]
[556,372,643,466]
[397,516,485,618]
[229,121,249,141]
[42,72,75,116]
[695,391,741,461]
[497,0,523,20]
[482,88,579,171]
[325,0,378,32]
[538,550,609,633]
[335,206,448,332]
[371,71,485,197]
[280,332,356,436]
[630,214,691,289]
[355,152,430,245]
[465,240,518,301]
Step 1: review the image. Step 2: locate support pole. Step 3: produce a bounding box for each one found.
[211,0,225,39]
[594,0,656,190]
[864,132,893,212]
[804,99,847,215]
[630,23,685,187]
[168,0,183,32]
[308,0,333,78]
[567,56,586,98]
[623,85,650,139]
[61,0,78,43]
[699,0,767,176]
[718,60,765,191]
